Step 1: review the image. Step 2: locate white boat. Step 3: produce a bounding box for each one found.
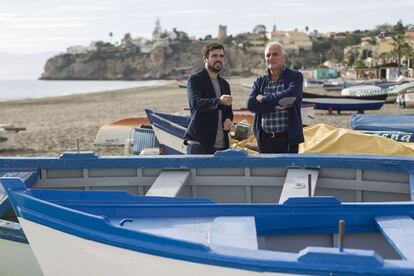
[0,125,25,150]
[146,106,314,154]
[304,79,324,88]
[397,93,414,108]
[94,117,149,146]
[1,151,414,275]
[4,179,414,275]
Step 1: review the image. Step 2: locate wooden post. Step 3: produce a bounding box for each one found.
[338,220,345,252]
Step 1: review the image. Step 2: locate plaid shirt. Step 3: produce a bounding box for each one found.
[261,78,288,133]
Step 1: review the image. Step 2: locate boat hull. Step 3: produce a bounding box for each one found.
[0,236,42,276]
[302,98,384,111]
[4,185,414,276]
[21,218,285,276]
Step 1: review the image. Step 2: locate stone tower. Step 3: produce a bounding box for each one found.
[218,25,227,41]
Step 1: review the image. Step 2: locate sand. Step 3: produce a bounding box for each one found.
[0,77,411,157]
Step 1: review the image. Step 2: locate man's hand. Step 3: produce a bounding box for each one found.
[223,119,234,131]
[256,95,263,102]
[219,95,233,106]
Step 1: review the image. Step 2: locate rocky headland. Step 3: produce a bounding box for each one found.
[41,41,263,80]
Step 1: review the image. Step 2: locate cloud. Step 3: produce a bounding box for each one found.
[127,10,212,18]
[55,5,112,11]
[11,23,86,29]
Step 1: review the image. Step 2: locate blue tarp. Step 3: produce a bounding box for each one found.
[351,114,414,133]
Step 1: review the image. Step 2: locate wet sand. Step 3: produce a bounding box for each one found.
[0,77,411,157]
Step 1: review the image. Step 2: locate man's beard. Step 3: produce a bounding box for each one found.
[208,62,222,73]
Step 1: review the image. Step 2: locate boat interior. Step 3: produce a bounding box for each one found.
[31,165,411,203]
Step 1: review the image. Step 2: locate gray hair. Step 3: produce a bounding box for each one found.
[264,42,286,55]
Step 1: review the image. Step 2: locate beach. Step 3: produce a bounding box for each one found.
[0,77,412,157]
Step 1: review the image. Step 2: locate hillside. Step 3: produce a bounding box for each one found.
[41,41,263,80]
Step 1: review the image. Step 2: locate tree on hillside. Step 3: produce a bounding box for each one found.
[253,24,268,42]
[172,28,190,41]
[121,33,133,47]
[305,26,309,33]
[394,20,406,34]
[392,33,411,74]
[253,24,266,34]
[378,52,392,64]
[354,59,366,68]
[375,23,393,35]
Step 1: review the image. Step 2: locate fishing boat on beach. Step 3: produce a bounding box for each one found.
[304,79,325,88]
[145,107,314,154]
[3,178,414,275]
[94,117,150,146]
[1,150,414,275]
[351,113,414,133]
[302,97,385,114]
[303,91,388,101]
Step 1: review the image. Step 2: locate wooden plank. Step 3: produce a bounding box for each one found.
[375,215,414,260]
[209,216,258,249]
[279,168,319,203]
[146,170,190,197]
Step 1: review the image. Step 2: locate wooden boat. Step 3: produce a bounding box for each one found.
[94,117,150,146]
[145,107,314,154]
[4,178,414,275]
[302,98,385,113]
[1,150,414,275]
[0,125,25,150]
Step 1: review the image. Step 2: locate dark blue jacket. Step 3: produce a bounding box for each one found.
[185,68,233,148]
[247,67,304,145]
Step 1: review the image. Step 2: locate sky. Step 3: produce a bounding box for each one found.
[0,0,413,79]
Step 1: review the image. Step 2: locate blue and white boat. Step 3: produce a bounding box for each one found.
[145,108,315,154]
[302,98,385,113]
[1,151,414,275]
[351,114,414,133]
[3,177,414,275]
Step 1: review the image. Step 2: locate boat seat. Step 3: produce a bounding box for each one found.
[279,168,319,203]
[375,215,414,260]
[146,170,190,197]
[208,216,258,250]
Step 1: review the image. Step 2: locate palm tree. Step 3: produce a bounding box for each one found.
[109,31,114,44]
[392,34,410,74]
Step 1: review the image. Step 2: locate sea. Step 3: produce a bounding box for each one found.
[0,79,170,102]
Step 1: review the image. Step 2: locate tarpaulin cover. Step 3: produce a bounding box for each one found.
[351,113,414,133]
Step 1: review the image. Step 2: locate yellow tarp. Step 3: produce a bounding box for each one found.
[232,123,414,156]
[300,124,414,156]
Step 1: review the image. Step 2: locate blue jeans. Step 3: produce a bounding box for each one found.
[187,143,225,154]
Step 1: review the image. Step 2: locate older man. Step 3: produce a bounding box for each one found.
[247,42,304,153]
[185,43,234,154]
